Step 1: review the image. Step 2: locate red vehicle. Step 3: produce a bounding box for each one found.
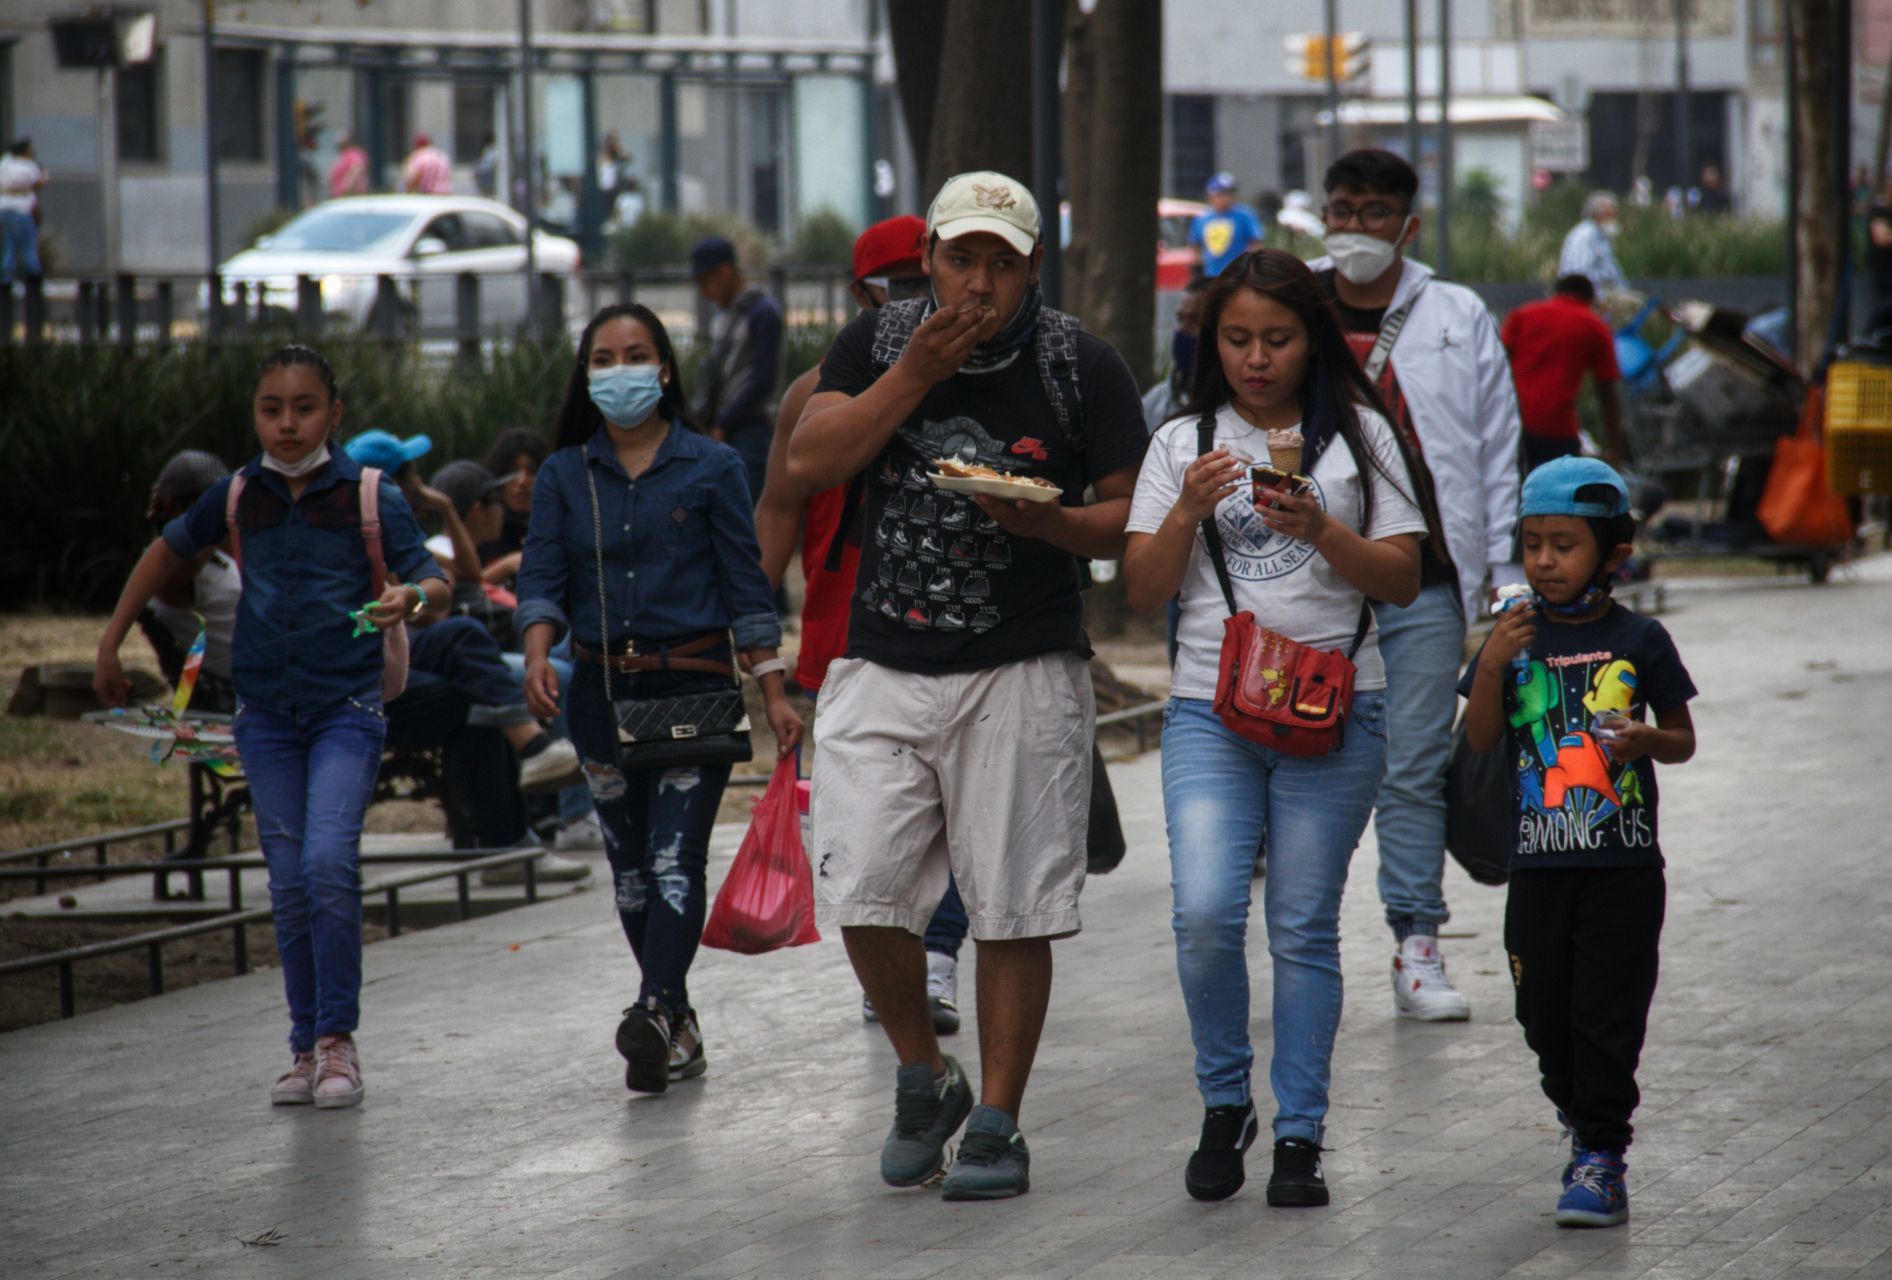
[1059,198,1208,293]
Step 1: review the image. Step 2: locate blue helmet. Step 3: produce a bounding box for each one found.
[1520,456,1630,520]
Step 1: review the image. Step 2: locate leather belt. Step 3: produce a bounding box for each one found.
[573,634,734,677]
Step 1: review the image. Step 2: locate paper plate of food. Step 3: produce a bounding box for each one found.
[927,457,1063,504]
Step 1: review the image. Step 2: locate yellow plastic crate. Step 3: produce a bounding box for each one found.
[1825,361,1892,495]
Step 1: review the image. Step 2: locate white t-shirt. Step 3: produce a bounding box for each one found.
[0,156,43,213]
[150,553,241,682]
[1126,403,1427,698]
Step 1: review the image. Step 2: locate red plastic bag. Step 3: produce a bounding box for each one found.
[700,757,821,954]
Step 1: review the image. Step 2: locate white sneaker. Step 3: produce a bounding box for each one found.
[926,951,961,1035]
[481,851,593,885]
[518,738,584,792]
[554,814,604,852]
[1392,935,1471,1021]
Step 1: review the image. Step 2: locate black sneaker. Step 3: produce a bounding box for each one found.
[616,998,671,1094]
[667,1006,706,1082]
[1184,1102,1259,1201]
[1266,1137,1329,1207]
[880,1055,974,1186]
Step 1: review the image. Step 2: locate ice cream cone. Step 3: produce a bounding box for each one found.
[1266,429,1304,476]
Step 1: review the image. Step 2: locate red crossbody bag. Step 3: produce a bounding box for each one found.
[1195,416,1369,757]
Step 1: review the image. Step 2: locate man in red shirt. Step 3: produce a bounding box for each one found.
[1500,274,1625,475]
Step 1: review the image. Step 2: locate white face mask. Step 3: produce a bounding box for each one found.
[261,442,331,478]
[1323,216,1414,285]
[1599,219,1621,239]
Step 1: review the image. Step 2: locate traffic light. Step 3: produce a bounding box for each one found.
[1283,33,1371,82]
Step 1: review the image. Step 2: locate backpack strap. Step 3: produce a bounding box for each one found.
[1034,307,1087,453]
[223,474,246,568]
[1196,411,1371,654]
[1362,292,1420,384]
[358,467,393,593]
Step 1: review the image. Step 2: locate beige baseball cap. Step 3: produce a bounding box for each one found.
[926,171,1041,254]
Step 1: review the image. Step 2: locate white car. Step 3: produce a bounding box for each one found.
[209,195,580,334]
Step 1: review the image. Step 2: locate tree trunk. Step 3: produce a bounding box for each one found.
[1061,0,1163,385]
[887,1,948,189]
[1789,0,1840,369]
[922,1,1035,197]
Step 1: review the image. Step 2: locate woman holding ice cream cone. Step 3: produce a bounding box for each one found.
[1122,249,1426,1207]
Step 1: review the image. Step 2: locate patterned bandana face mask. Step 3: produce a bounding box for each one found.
[924,281,1044,375]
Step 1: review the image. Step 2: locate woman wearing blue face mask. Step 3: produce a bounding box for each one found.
[516,303,803,1094]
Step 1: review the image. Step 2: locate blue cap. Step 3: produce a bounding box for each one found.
[343,430,432,473]
[689,236,736,277]
[1205,171,1237,195]
[1520,456,1631,519]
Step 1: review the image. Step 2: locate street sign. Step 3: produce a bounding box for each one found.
[1282,33,1371,83]
[1530,119,1589,173]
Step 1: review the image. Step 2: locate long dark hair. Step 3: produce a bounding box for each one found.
[1183,249,1412,520]
[483,424,549,478]
[552,303,698,451]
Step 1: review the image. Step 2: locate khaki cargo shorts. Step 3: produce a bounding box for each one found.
[810,653,1094,941]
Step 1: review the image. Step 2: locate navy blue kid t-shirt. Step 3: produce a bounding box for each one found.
[1459,603,1696,870]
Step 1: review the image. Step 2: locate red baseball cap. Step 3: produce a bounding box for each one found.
[852,215,926,283]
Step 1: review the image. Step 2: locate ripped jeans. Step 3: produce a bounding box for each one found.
[566,662,732,1017]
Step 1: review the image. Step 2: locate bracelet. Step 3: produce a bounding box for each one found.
[749,658,787,680]
[406,584,427,619]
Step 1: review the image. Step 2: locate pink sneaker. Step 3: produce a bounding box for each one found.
[312,1033,365,1109]
[270,1051,317,1106]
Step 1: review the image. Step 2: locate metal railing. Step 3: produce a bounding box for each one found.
[0,264,850,352]
[0,845,553,1020]
[0,816,241,896]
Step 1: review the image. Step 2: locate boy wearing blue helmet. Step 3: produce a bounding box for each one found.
[1459,456,1698,1229]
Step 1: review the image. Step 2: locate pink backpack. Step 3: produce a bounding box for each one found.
[225,467,410,702]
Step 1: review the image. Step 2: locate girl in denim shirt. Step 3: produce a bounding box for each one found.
[516,304,802,1094]
[94,344,447,1110]
[1121,252,1425,1206]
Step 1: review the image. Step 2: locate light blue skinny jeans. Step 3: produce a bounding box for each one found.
[1370,581,1467,937]
[1162,692,1387,1144]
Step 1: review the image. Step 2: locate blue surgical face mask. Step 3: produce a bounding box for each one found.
[587,363,665,427]
[1170,329,1198,382]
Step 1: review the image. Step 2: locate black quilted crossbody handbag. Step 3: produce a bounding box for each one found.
[587,464,754,773]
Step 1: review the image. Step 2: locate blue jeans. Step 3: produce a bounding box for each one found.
[408,617,534,729]
[566,662,730,1016]
[1162,693,1388,1143]
[1370,581,1467,936]
[0,209,39,284]
[233,697,387,1053]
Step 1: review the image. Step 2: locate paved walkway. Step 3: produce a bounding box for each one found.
[4,558,1891,1279]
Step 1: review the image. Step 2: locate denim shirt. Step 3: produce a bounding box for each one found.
[514,421,782,652]
[163,450,443,715]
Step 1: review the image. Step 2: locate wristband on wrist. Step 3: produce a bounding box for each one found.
[749,657,787,680]
[406,583,427,619]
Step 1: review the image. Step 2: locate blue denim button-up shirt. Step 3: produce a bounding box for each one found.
[163,450,443,715]
[514,422,781,652]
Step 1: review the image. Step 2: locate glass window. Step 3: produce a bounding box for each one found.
[270,206,416,253]
[215,48,268,163]
[461,211,521,248]
[420,213,469,252]
[452,82,497,165]
[118,55,163,162]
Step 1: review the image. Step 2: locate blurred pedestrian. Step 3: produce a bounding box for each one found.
[401,133,451,195]
[327,133,368,198]
[1867,181,1892,334]
[692,236,785,510]
[1558,192,1629,297]
[0,137,47,287]
[1190,171,1264,281]
[1691,164,1732,217]
[1501,275,1625,472]
[1142,278,1210,433]
[474,135,499,198]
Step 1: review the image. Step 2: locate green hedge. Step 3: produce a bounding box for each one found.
[2,326,836,611]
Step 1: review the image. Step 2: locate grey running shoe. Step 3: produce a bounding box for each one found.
[880,1055,973,1187]
[941,1105,1030,1200]
[668,1007,706,1082]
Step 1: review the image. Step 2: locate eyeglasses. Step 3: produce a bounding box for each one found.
[862,275,931,302]
[1321,201,1406,232]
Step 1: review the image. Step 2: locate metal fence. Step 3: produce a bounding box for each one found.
[0,264,854,355]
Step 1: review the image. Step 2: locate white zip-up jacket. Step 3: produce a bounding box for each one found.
[1309,255,1523,620]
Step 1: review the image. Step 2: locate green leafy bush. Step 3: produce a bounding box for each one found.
[608,210,776,272]
[789,209,858,269]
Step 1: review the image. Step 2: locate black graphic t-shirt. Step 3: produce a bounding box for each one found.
[1458,603,1696,870]
[814,308,1148,674]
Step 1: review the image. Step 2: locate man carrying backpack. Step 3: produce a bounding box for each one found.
[787,170,1147,1200]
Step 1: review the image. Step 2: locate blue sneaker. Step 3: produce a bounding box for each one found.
[1556,1149,1629,1227]
[940,1105,1030,1201]
[880,1056,973,1187]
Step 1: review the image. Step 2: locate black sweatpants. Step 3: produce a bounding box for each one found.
[1504,866,1666,1154]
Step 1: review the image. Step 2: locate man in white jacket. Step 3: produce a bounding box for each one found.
[1309,149,1522,1021]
